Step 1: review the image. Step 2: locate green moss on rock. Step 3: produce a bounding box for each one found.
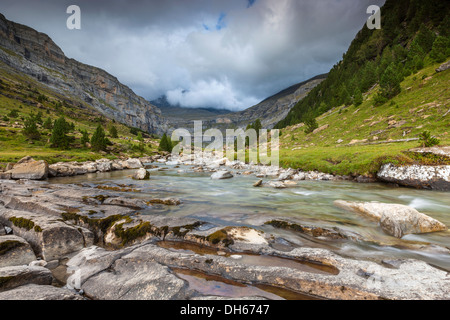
[0,240,25,256]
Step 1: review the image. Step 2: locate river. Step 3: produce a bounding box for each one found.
[49,162,450,271]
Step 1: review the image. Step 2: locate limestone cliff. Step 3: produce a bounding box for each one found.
[0,13,167,135]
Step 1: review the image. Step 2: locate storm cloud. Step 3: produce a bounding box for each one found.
[0,0,385,111]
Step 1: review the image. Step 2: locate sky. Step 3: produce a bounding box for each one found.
[0,0,385,111]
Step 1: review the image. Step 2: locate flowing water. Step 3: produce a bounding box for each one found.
[50,163,450,271]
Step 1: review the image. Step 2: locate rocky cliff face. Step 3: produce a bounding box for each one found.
[0,13,167,135]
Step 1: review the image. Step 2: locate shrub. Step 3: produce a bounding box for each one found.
[158,133,172,152]
[419,131,440,148]
[109,125,118,138]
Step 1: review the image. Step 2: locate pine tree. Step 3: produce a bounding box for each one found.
[81,130,90,146]
[90,125,107,152]
[158,133,172,152]
[43,117,53,130]
[430,36,450,63]
[380,63,401,99]
[353,88,363,106]
[50,116,70,149]
[109,125,118,138]
[304,112,318,134]
[415,24,436,53]
[23,115,41,140]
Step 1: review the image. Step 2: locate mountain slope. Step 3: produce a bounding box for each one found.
[0,13,167,135]
[276,0,450,129]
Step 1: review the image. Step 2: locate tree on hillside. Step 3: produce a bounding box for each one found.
[109,125,118,139]
[158,133,172,152]
[353,88,363,106]
[90,125,108,152]
[23,115,41,140]
[430,36,450,63]
[415,24,436,53]
[380,63,402,99]
[50,116,70,149]
[43,117,53,130]
[81,129,90,146]
[304,112,319,134]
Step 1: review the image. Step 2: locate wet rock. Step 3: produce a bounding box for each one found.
[266,181,286,189]
[0,265,53,292]
[132,168,150,180]
[0,235,37,268]
[8,157,49,180]
[0,284,84,300]
[211,171,233,180]
[148,198,181,206]
[334,200,447,238]
[253,179,263,187]
[277,168,296,181]
[377,163,450,191]
[103,197,147,209]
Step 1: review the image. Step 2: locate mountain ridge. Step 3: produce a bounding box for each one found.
[0,13,168,135]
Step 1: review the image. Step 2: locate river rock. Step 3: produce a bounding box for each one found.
[0,235,37,268]
[8,158,49,180]
[334,200,447,238]
[132,168,150,180]
[377,163,450,191]
[266,181,286,189]
[253,179,263,187]
[95,159,113,172]
[211,171,234,180]
[0,284,84,300]
[0,208,91,261]
[277,168,296,181]
[67,246,188,300]
[122,158,143,169]
[0,265,53,292]
[148,198,181,206]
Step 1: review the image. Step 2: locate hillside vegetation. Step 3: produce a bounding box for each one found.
[278,61,450,176]
[0,60,160,165]
[276,0,449,129]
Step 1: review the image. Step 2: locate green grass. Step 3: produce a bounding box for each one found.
[0,62,159,164]
[278,61,450,176]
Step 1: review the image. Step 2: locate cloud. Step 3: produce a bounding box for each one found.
[0,0,386,110]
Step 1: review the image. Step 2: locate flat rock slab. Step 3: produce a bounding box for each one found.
[0,284,83,300]
[334,200,447,238]
[0,235,37,268]
[211,171,234,180]
[0,265,53,292]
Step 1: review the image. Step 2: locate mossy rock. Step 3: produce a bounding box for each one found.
[8,217,42,232]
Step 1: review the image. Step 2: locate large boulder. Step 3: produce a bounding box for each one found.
[8,157,48,180]
[0,235,37,268]
[334,200,447,238]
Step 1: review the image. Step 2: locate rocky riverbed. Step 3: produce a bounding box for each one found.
[0,153,449,300]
